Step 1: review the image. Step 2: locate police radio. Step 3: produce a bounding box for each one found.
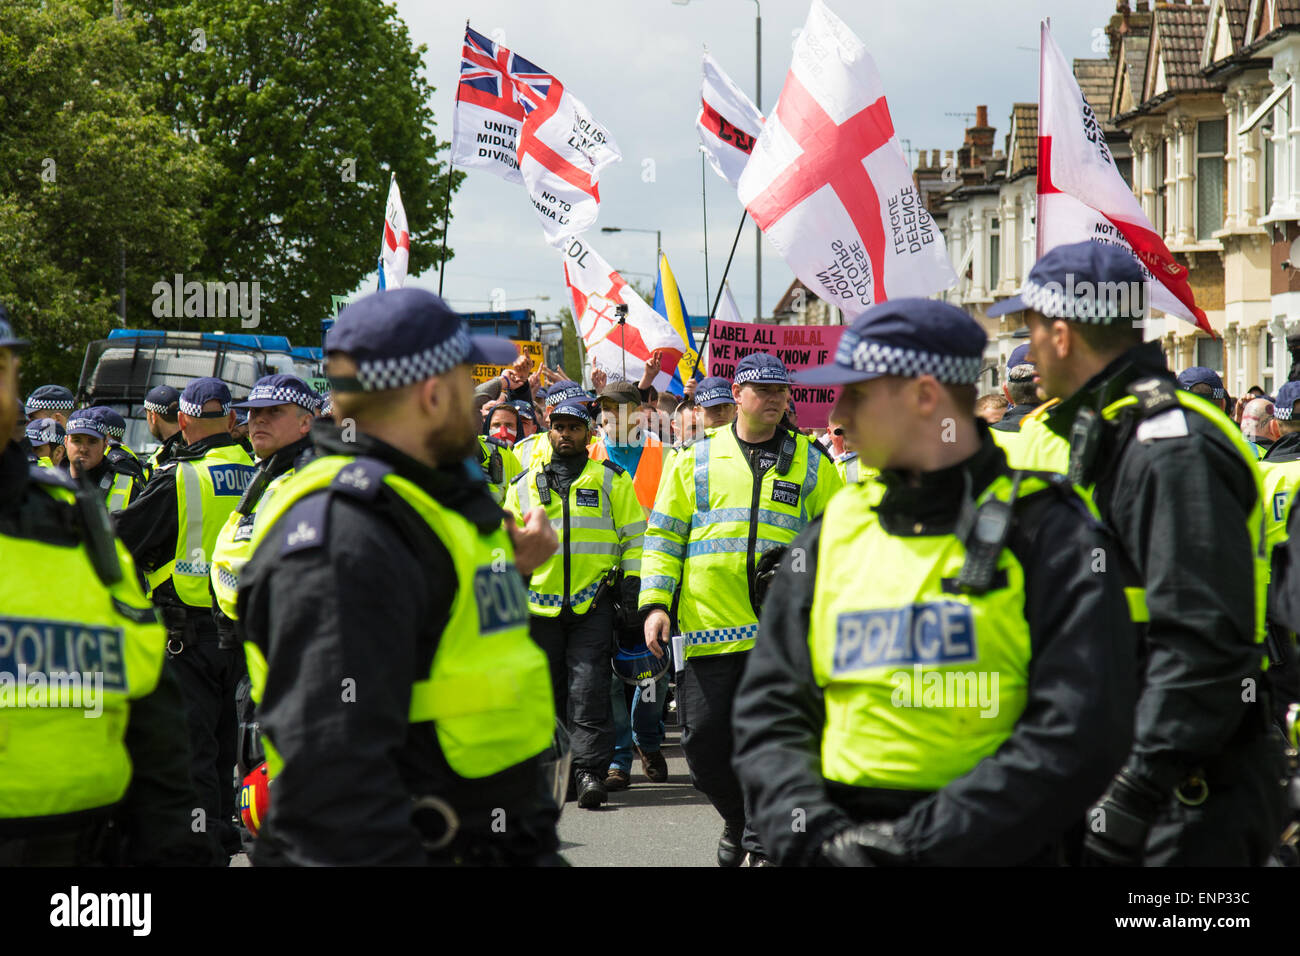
[535,470,552,505]
[1067,406,1101,486]
[776,431,797,476]
[954,472,1021,594]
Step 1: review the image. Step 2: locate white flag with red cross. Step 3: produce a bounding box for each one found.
[1037,21,1211,334]
[697,52,764,188]
[561,235,684,393]
[518,78,622,247]
[737,0,955,319]
[379,176,409,290]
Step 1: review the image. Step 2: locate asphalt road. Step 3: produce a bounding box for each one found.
[556,726,727,867]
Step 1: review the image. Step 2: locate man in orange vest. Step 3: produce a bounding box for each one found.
[588,382,670,517]
[588,380,673,791]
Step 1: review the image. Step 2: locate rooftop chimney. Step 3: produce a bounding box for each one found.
[976,104,988,127]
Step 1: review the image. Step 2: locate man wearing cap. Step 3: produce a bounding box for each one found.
[143,384,184,478]
[24,384,75,426]
[0,309,211,865]
[1177,366,1229,414]
[210,374,319,634]
[113,377,257,863]
[1241,396,1276,459]
[589,381,672,518]
[991,344,1044,432]
[693,375,738,435]
[478,431,523,506]
[236,288,563,866]
[642,352,842,866]
[64,408,145,513]
[504,399,645,808]
[230,408,253,455]
[986,240,1283,865]
[89,406,147,486]
[1259,382,1300,560]
[25,418,66,470]
[732,297,1136,866]
[516,382,591,471]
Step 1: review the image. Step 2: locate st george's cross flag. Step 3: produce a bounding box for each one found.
[561,236,685,393]
[737,0,955,320]
[1037,21,1211,333]
[697,52,765,187]
[378,176,409,290]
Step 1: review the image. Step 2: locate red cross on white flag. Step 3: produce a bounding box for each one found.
[380,176,409,289]
[738,0,955,318]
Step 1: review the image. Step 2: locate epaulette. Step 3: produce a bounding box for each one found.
[509,468,530,485]
[598,458,626,476]
[278,458,393,557]
[1126,376,1182,420]
[106,446,144,479]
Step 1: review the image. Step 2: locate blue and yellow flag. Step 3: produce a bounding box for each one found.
[652,253,701,396]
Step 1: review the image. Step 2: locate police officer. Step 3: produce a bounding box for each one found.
[144,384,185,477]
[24,383,75,426]
[113,377,257,863]
[641,353,843,866]
[992,343,1044,432]
[515,382,592,472]
[731,298,1137,866]
[1260,380,1300,558]
[25,417,65,469]
[90,406,147,488]
[589,381,672,517]
[236,288,562,866]
[230,407,253,455]
[0,314,209,865]
[986,240,1284,865]
[693,375,738,434]
[64,408,144,512]
[505,399,645,808]
[478,431,523,505]
[210,374,319,632]
[1177,366,1229,414]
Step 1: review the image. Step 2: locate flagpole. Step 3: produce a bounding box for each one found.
[689,208,747,379]
[701,149,711,342]
[1036,19,1047,260]
[378,172,392,292]
[438,20,469,297]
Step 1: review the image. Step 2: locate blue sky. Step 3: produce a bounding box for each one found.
[386,0,1115,325]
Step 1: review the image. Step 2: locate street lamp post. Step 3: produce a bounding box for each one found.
[672,0,761,319]
[600,226,662,280]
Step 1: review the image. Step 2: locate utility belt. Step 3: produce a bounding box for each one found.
[159,605,223,657]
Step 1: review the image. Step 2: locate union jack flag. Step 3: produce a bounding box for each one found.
[458,27,554,121]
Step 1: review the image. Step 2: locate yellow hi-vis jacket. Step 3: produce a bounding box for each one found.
[639,424,843,658]
[504,454,645,617]
[478,436,522,505]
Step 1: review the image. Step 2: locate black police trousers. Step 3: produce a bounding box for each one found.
[681,651,765,857]
[530,597,615,776]
[164,609,246,863]
[1142,724,1287,865]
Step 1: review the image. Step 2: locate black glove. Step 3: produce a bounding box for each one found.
[1082,769,1164,866]
[816,822,909,867]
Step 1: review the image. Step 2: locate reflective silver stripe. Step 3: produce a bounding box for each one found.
[694,439,711,511]
[648,511,689,536]
[601,466,614,518]
[517,474,533,513]
[618,520,648,538]
[106,473,133,512]
[177,462,207,576]
[569,541,620,556]
[569,515,616,531]
[620,556,641,574]
[846,458,860,483]
[645,538,686,559]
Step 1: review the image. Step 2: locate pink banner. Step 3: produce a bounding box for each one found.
[707,319,845,429]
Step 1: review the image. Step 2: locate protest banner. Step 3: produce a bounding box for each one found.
[707,318,844,428]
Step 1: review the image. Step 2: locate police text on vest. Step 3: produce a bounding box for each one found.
[50,886,151,936]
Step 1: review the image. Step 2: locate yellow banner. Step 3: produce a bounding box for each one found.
[472,340,544,384]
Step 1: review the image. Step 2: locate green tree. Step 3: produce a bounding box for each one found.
[130,0,460,344]
[0,0,215,389]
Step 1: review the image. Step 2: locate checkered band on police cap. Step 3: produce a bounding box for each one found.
[834,329,983,384]
[25,385,75,411]
[66,415,107,437]
[696,384,734,406]
[1017,277,1147,324]
[143,399,170,414]
[1274,381,1300,421]
[179,395,231,417]
[25,419,63,446]
[545,382,591,407]
[351,325,472,392]
[733,354,791,386]
[243,382,320,412]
